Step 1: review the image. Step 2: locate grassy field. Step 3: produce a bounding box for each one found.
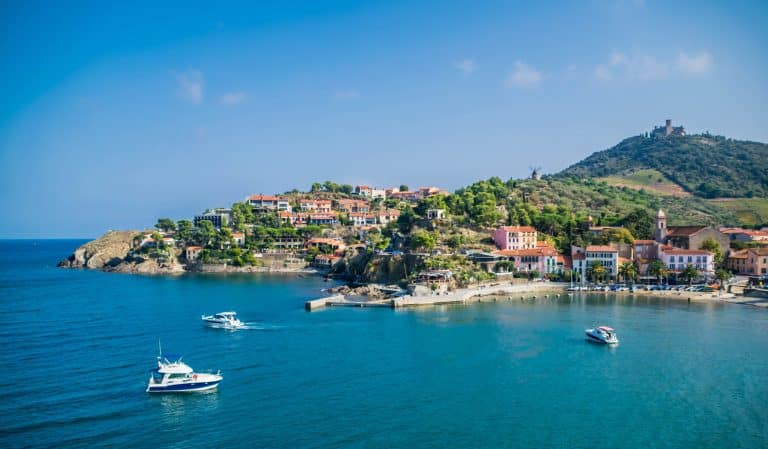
[598,169,691,197]
[708,198,768,226]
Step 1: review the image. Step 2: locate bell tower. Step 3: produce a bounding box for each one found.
[655,209,667,243]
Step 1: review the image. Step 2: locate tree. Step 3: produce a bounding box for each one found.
[194,220,216,247]
[399,184,409,192]
[648,259,668,285]
[603,228,635,245]
[340,184,354,195]
[494,260,515,273]
[300,225,323,238]
[155,218,176,233]
[715,269,730,290]
[397,208,416,233]
[217,227,233,249]
[230,202,255,231]
[680,264,699,286]
[446,234,466,249]
[311,182,323,192]
[699,238,723,266]
[588,260,606,283]
[619,208,654,239]
[410,230,436,251]
[618,261,637,285]
[176,220,194,242]
[151,231,166,251]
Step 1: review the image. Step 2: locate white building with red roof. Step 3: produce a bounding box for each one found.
[572,245,620,281]
[247,195,291,212]
[659,246,714,275]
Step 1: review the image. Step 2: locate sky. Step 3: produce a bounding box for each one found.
[1,0,767,238]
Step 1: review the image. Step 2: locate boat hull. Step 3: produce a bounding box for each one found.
[585,331,618,345]
[147,380,221,393]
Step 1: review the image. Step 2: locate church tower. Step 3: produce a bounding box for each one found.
[654,209,667,243]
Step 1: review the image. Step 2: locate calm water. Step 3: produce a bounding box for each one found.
[0,240,766,448]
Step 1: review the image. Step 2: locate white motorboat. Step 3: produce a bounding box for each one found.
[585,326,619,344]
[201,311,244,329]
[146,352,222,393]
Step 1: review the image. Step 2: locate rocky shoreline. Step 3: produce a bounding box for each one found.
[57,231,325,276]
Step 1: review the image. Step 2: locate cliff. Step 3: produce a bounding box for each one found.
[58,230,138,269]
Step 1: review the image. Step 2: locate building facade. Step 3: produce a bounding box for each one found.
[493,226,537,251]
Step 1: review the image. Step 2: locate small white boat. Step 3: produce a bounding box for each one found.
[201,311,244,329]
[147,353,222,393]
[585,326,619,344]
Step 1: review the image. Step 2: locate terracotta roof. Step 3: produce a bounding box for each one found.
[746,247,768,256]
[495,247,559,257]
[728,250,749,259]
[249,195,279,201]
[586,245,618,252]
[662,248,712,255]
[186,246,203,250]
[498,226,536,233]
[666,226,706,237]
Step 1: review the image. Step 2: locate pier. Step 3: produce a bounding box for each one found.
[306,283,569,311]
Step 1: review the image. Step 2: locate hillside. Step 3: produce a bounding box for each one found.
[557,134,768,198]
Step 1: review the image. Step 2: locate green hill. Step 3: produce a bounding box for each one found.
[557,134,768,198]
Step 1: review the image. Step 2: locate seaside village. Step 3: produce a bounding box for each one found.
[136,183,768,294]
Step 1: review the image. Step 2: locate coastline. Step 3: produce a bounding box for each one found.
[308,282,750,311]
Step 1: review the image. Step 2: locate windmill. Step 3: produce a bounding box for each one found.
[529,165,542,180]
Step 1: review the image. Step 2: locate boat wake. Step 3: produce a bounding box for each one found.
[204,322,285,331]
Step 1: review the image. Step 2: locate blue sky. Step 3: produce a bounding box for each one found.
[1,0,767,238]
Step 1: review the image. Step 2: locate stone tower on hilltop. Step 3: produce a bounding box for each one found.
[651,119,686,138]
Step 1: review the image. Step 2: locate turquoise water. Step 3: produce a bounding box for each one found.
[1,240,767,448]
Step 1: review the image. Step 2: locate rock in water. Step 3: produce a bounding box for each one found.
[58,230,138,269]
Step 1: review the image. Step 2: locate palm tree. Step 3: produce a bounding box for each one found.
[588,260,606,284]
[648,259,669,285]
[715,269,730,291]
[619,262,637,286]
[680,264,699,286]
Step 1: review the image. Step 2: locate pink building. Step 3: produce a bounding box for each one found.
[493,226,537,250]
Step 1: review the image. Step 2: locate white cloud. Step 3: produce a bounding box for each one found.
[453,59,476,75]
[595,50,714,82]
[594,51,668,81]
[504,61,542,88]
[594,65,612,81]
[333,89,360,100]
[176,70,204,104]
[219,92,247,105]
[677,52,713,75]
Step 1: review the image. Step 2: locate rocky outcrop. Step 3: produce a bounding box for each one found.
[58,230,139,269]
[327,284,389,299]
[104,256,185,275]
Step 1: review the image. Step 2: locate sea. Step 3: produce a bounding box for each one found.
[0,239,766,449]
